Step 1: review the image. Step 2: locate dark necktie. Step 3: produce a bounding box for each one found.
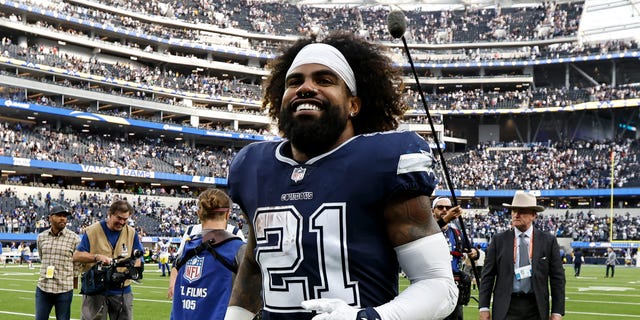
[519,233,531,293]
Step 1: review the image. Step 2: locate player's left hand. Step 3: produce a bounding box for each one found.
[301,298,360,320]
[444,206,462,223]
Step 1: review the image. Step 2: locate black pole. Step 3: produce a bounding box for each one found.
[400,35,482,288]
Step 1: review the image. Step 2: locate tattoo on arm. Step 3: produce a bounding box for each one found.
[384,195,441,247]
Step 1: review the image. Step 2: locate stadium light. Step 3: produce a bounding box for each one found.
[618,123,637,132]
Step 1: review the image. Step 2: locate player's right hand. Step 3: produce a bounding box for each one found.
[479,310,491,320]
[301,298,360,320]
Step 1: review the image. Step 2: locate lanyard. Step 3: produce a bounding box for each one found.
[513,231,533,264]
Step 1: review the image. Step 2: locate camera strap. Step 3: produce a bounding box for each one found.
[175,231,241,273]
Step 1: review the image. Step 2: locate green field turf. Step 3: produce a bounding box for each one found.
[0,264,638,319]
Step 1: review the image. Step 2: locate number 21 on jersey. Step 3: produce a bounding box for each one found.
[254,203,360,312]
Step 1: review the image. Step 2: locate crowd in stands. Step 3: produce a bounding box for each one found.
[1,186,637,249]
[443,139,640,191]
[2,0,639,131]
[72,0,582,42]
[402,85,639,112]
[0,187,247,240]
[466,208,640,243]
[0,41,263,112]
[2,39,639,123]
[5,0,639,65]
[2,119,640,191]
[0,120,238,178]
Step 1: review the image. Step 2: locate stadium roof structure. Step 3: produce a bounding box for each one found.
[293,0,640,43]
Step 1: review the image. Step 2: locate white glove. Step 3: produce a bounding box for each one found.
[301,298,361,320]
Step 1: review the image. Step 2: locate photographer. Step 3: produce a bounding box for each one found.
[432,197,478,320]
[73,200,144,320]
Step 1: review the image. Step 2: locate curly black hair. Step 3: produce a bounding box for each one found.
[262,31,406,135]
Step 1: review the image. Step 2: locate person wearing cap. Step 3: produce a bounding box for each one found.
[479,191,565,320]
[432,197,478,320]
[225,31,457,320]
[35,205,80,320]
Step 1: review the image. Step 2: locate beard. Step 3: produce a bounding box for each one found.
[278,102,348,158]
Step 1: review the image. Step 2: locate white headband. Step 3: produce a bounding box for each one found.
[432,197,452,209]
[286,43,357,96]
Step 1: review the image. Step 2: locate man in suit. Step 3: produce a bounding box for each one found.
[573,249,584,277]
[479,191,565,320]
[605,247,617,277]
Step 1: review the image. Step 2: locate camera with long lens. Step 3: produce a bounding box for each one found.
[81,250,144,295]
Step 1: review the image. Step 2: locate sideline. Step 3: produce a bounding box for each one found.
[0,287,171,303]
[0,310,80,319]
[462,305,640,318]
[567,311,640,318]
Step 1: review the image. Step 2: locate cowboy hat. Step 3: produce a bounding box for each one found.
[502,191,544,212]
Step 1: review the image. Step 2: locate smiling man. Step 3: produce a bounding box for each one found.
[225,31,457,320]
[73,200,144,320]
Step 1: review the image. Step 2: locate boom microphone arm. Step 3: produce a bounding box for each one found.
[387,10,482,288]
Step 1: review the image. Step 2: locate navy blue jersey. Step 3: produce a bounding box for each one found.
[228,131,437,320]
[170,235,244,320]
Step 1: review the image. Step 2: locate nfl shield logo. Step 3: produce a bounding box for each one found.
[291,167,306,183]
[183,256,204,283]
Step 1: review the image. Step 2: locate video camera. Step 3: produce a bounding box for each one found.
[81,250,144,295]
[110,249,144,283]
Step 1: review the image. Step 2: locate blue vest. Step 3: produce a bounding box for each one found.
[170,235,244,320]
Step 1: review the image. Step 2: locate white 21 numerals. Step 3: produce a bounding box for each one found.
[254,203,360,312]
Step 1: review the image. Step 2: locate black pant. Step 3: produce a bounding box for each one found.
[606,265,615,277]
[574,263,582,276]
[507,293,539,320]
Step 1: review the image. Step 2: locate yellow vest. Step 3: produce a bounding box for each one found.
[82,221,136,287]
